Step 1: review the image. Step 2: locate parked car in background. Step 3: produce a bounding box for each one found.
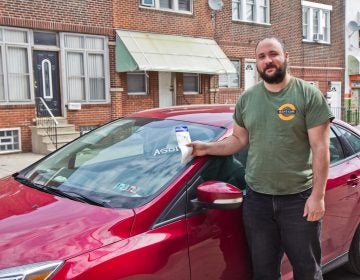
[0,105,359,280]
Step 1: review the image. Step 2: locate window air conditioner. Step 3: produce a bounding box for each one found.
[313,33,324,41]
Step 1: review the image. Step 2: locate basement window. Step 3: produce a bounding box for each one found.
[0,128,21,153]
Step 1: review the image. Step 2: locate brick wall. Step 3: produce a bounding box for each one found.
[0,105,35,152]
[214,0,345,96]
[112,0,214,38]
[67,104,112,131]
[0,0,113,36]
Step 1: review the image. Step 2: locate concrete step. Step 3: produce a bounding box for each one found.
[30,118,81,155]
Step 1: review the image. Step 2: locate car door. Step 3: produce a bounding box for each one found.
[185,154,252,280]
[321,124,360,265]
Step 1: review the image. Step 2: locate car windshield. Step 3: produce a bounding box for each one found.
[19,117,225,208]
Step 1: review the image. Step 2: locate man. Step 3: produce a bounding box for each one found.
[188,37,334,279]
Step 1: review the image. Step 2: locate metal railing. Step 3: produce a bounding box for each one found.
[36,97,59,149]
[330,107,360,126]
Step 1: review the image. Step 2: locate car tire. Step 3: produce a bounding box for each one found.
[347,225,360,275]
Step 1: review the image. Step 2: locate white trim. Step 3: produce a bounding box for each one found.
[41,59,53,99]
[302,1,332,11]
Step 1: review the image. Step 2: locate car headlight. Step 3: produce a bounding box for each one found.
[0,260,63,280]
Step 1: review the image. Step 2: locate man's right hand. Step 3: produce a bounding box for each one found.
[187,141,211,157]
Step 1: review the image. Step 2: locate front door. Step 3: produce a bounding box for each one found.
[329,81,342,120]
[34,51,61,117]
[244,61,257,90]
[159,72,174,107]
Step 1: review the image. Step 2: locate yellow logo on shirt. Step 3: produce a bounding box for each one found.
[277,103,297,121]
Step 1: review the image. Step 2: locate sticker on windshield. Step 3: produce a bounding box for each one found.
[175,126,193,164]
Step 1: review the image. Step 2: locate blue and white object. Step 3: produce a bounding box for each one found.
[175,126,193,164]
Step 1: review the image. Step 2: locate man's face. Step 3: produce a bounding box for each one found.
[255,38,288,84]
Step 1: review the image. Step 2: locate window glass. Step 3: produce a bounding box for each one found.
[232,0,269,24]
[7,47,30,101]
[34,31,57,46]
[329,129,344,163]
[4,29,28,44]
[219,60,240,88]
[63,34,108,102]
[0,48,4,101]
[67,52,85,101]
[141,0,191,12]
[183,73,198,93]
[160,0,172,8]
[335,125,360,154]
[301,2,332,43]
[21,118,225,208]
[88,54,105,100]
[0,27,31,103]
[178,0,190,11]
[127,72,147,94]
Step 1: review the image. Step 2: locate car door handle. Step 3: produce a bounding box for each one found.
[347,175,359,187]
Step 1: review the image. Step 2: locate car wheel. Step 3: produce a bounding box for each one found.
[347,225,360,275]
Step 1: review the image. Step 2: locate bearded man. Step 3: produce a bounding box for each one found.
[188,37,334,280]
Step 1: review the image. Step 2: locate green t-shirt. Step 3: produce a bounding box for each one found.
[233,77,334,195]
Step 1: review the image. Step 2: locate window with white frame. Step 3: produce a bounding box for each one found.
[183,73,199,94]
[62,34,108,103]
[140,0,192,13]
[127,71,148,95]
[219,60,241,88]
[0,27,31,103]
[232,0,270,24]
[302,1,332,43]
[0,128,21,153]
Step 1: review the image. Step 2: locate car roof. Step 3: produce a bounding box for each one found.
[129,104,236,128]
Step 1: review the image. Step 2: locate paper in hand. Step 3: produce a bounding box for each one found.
[175,126,193,164]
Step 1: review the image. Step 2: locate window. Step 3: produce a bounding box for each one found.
[140,0,192,13]
[62,34,108,103]
[232,0,270,24]
[0,128,21,153]
[334,125,360,155]
[127,72,148,95]
[183,73,199,94]
[329,129,344,164]
[302,1,332,43]
[0,27,31,103]
[219,60,240,88]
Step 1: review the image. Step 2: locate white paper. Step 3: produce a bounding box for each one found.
[175,126,193,164]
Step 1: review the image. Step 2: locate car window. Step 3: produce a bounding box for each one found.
[333,124,360,156]
[21,118,226,208]
[329,129,345,164]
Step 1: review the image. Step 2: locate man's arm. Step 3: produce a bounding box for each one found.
[188,122,249,157]
[304,120,331,221]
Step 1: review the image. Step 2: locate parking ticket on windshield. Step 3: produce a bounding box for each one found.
[175,126,193,164]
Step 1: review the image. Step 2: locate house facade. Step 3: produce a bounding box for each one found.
[0,0,346,154]
[345,0,360,111]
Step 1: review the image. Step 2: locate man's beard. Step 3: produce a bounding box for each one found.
[258,61,287,84]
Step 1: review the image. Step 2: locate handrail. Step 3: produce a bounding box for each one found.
[36,97,59,150]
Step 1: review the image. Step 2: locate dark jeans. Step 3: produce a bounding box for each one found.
[242,188,322,280]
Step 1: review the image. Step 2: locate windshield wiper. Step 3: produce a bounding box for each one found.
[14,175,111,208]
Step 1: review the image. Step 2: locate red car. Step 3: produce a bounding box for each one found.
[0,105,359,280]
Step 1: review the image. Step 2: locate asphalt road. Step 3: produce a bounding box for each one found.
[324,265,359,280]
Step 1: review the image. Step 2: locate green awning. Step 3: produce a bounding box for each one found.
[348,54,360,75]
[115,30,237,74]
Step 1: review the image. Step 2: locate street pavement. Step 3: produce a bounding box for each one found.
[0,152,44,178]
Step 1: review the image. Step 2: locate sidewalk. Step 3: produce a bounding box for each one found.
[0,152,44,178]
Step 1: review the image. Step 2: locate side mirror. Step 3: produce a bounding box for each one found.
[192,180,243,210]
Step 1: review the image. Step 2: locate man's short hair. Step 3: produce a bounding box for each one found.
[255,37,286,53]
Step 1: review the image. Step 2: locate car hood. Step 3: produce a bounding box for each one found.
[0,177,135,269]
